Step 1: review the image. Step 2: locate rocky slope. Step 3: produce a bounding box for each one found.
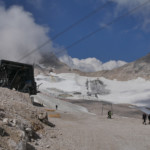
[85,53,150,80]
[0,88,58,150]
[38,53,71,74]
[68,53,149,80]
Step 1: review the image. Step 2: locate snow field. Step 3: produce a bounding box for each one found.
[35,73,150,107]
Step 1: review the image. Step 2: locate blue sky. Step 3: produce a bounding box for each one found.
[1,0,150,63]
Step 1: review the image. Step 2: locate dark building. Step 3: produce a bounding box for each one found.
[0,60,37,95]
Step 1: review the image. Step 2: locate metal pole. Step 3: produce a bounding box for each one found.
[101,102,103,115]
[111,103,113,115]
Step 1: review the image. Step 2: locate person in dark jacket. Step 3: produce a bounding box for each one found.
[108,110,112,119]
[56,105,58,110]
[143,113,147,125]
[148,114,150,124]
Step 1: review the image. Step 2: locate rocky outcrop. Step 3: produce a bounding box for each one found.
[0,88,56,150]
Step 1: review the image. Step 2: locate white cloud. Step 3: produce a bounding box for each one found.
[115,0,148,7]
[0,5,53,63]
[27,0,43,9]
[111,0,150,31]
[59,55,127,72]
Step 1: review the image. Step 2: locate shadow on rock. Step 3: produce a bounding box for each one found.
[26,143,36,150]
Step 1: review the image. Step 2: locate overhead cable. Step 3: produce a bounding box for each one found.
[55,0,150,56]
[18,1,113,61]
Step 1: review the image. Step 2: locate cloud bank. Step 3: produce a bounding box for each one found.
[0,5,53,63]
[59,55,127,72]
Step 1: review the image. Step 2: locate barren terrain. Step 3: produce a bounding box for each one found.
[0,87,150,150]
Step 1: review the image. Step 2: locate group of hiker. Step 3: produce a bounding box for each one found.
[55,106,149,125]
[142,113,150,125]
[108,111,150,125]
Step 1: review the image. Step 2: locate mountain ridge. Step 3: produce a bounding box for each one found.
[80,53,150,80]
[35,52,150,81]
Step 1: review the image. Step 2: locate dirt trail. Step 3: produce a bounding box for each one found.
[45,99,149,150]
[0,87,149,150]
[50,111,150,150]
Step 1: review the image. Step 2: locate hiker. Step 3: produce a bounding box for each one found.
[142,113,147,125]
[108,110,112,119]
[56,105,58,110]
[148,114,150,124]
